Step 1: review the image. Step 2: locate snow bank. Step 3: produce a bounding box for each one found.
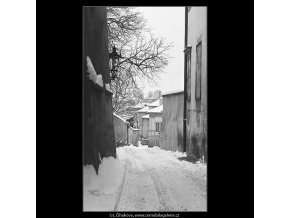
[105,83,111,92]
[83,157,125,211]
[143,146,206,175]
[86,56,103,87]
[98,157,125,194]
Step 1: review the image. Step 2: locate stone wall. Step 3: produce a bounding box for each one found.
[113,114,128,147]
[113,114,139,147]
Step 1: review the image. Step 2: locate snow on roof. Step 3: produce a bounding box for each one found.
[147,99,161,107]
[113,113,129,124]
[142,114,149,119]
[137,106,149,113]
[147,105,163,113]
[86,56,103,87]
[162,89,184,96]
[132,102,144,109]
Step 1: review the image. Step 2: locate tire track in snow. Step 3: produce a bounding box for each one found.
[141,147,207,200]
[114,161,128,211]
[146,169,178,211]
[115,147,160,211]
[116,146,206,211]
[132,146,206,211]
[125,147,183,211]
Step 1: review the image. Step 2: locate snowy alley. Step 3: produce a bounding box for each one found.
[83,144,207,212]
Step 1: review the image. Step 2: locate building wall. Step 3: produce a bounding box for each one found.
[137,112,148,138]
[186,7,207,161]
[142,118,149,139]
[83,7,116,174]
[148,113,163,147]
[162,93,184,152]
[113,114,128,146]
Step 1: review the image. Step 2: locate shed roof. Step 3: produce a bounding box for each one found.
[137,106,149,113]
[147,98,161,107]
[147,105,163,113]
[142,114,149,119]
[132,102,144,109]
[162,89,184,97]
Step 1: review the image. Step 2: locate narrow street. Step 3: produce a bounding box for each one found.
[115,145,207,211]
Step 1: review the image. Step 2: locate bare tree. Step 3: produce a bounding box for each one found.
[107,7,172,113]
[111,72,144,113]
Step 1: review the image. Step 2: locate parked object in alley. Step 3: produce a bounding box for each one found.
[128,127,139,146]
[162,90,184,152]
[184,6,207,162]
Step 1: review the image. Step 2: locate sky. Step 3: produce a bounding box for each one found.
[135,7,185,97]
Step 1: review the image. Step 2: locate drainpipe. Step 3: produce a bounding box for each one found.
[183,7,188,153]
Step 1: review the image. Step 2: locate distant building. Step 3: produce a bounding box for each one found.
[136,106,150,138]
[184,6,207,161]
[147,98,162,110]
[147,105,163,147]
[135,98,162,138]
[162,90,184,152]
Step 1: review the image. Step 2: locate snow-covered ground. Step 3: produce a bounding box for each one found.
[83,144,207,211]
[83,157,125,211]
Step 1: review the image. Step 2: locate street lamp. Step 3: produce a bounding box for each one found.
[109,45,121,81]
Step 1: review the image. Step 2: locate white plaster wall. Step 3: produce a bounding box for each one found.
[186,7,207,158]
[187,7,207,114]
[148,114,162,136]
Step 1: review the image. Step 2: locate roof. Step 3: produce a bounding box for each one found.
[137,106,149,113]
[132,102,144,109]
[142,98,158,104]
[162,89,184,97]
[147,99,161,107]
[147,105,163,113]
[142,114,149,119]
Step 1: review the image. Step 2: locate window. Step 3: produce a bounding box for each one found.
[155,122,162,132]
[195,42,202,106]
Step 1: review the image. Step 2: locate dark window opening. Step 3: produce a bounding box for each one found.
[155,122,162,132]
